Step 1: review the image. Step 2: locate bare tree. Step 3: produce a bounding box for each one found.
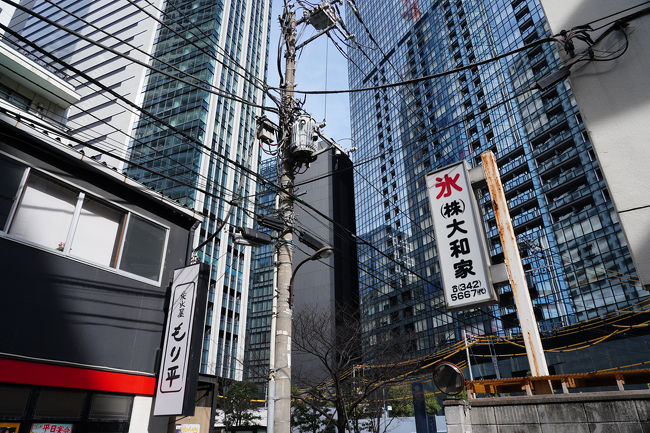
[292,306,416,433]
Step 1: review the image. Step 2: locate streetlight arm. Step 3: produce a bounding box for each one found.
[288,246,334,307]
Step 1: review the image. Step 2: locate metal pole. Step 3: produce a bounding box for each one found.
[273,6,296,433]
[463,330,474,381]
[481,151,549,377]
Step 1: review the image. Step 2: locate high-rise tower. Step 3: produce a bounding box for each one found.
[346,0,648,375]
[126,0,272,380]
[243,148,359,385]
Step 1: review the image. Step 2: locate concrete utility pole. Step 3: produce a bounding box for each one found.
[481,151,549,377]
[273,7,296,433]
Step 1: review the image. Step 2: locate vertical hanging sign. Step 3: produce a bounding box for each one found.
[425,161,497,310]
[154,263,208,416]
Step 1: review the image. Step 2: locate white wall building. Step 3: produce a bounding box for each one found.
[6,0,163,169]
[539,0,650,290]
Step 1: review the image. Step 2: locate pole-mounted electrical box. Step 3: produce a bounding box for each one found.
[308,3,337,30]
[256,116,278,144]
[290,114,318,161]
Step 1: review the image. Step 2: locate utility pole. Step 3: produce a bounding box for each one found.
[462,330,474,381]
[270,4,347,431]
[481,151,549,377]
[274,6,296,433]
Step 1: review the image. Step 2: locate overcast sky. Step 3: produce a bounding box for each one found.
[265,2,352,153]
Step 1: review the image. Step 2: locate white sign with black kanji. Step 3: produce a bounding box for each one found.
[425,161,497,310]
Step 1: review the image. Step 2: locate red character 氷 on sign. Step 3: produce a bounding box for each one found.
[435,173,462,199]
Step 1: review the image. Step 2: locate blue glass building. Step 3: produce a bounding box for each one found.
[346,0,648,374]
[243,158,277,382]
[126,0,272,380]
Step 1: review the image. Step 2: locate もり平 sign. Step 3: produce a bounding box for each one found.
[425,161,497,310]
[154,263,208,416]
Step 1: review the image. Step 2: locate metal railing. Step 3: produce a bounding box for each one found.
[468,368,650,397]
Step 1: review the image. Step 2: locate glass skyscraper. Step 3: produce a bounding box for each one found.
[346,0,648,372]
[126,0,272,380]
[243,158,277,383]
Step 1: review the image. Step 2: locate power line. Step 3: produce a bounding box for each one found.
[292,86,538,189]
[0,104,254,217]
[291,191,501,338]
[0,0,276,112]
[5,14,469,341]
[0,23,279,201]
[271,36,556,94]
[250,163,496,339]
[39,0,271,111]
[0,38,266,223]
[286,58,555,338]
[127,0,277,99]
[584,0,650,29]
[0,52,254,208]
[273,1,650,96]
[345,0,420,101]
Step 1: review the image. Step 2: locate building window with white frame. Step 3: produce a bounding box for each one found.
[0,154,168,283]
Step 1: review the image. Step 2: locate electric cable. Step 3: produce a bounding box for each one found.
[344,0,421,103]
[0,106,256,218]
[128,0,278,100]
[7,0,274,99]
[291,194,502,338]
[37,0,272,111]
[0,23,283,204]
[270,36,557,94]
[0,0,276,112]
[0,39,270,215]
[582,0,650,30]
[247,177,495,340]
[291,84,539,189]
[276,2,650,96]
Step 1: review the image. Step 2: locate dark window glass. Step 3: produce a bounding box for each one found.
[0,385,30,416]
[88,394,132,420]
[0,156,26,230]
[35,389,86,418]
[86,421,129,432]
[119,214,167,280]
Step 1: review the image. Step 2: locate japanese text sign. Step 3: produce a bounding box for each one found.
[175,424,200,433]
[30,424,72,433]
[425,161,497,310]
[154,264,201,416]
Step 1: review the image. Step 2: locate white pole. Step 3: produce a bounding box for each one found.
[481,151,549,377]
[463,330,474,381]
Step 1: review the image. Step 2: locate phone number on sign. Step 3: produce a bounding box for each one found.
[450,280,487,302]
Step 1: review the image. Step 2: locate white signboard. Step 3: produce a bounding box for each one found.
[425,161,497,310]
[154,264,200,415]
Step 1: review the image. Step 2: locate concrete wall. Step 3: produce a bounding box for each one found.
[538,0,650,290]
[444,390,650,433]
